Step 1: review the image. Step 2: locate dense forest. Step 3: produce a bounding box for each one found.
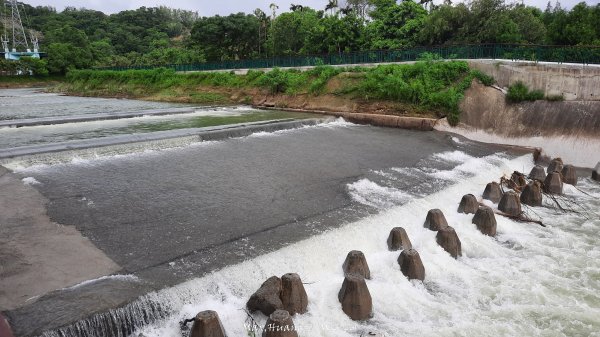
[1,0,599,75]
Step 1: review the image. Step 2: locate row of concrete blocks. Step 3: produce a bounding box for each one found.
[187,160,599,336]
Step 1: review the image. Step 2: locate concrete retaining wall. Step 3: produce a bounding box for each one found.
[467,60,600,101]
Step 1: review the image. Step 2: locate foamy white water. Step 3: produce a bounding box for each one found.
[129,153,600,337]
[435,120,600,168]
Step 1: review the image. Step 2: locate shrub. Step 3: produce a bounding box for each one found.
[507,81,544,102]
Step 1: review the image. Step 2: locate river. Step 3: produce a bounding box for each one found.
[0,88,598,337]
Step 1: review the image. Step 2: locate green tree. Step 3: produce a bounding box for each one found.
[366,0,427,49]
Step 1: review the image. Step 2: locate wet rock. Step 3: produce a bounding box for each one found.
[262,310,298,337]
[547,158,564,174]
[436,226,462,258]
[280,273,308,315]
[533,148,550,165]
[498,191,522,216]
[529,165,547,182]
[543,172,563,195]
[342,250,371,279]
[482,182,503,203]
[594,162,600,181]
[472,206,497,236]
[247,276,283,316]
[457,194,479,214]
[387,227,412,251]
[423,209,448,231]
[338,273,373,321]
[397,248,425,281]
[190,310,227,337]
[520,181,543,206]
[561,165,578,185]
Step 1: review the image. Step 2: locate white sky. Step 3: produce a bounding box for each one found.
[19,0,597,16]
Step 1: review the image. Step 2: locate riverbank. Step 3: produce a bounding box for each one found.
[55,61,494,125]
[0,76,64,89]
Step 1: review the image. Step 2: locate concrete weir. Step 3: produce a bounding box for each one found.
[0,118,326,161]
[0,110,527,337]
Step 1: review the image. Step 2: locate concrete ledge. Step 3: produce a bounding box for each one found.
[0,107,205,129]
[0,118,325,160]
[254,106,437,131]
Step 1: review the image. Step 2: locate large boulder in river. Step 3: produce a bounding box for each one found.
[247,276,283,316]
[338,273,373,321]
[528,165,546,182]
[482,182,503,203]
[472,206,497,236]
[262,310,298,337]
[342,250,371,279]
[423,209,448,231]
[190,310,227,337]
[544,172,563,195]
[594,162,600,181]
[397,249,425,281]
[457,194,479,214]
[561,165,578,185]
[521,181,543,206]
[387,227,412,251]
[498,191,522,216]
[547,158,564,174]
[436,226,462,258]
[281,273,308,316]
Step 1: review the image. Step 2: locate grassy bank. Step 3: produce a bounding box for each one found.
[61,61,494,125]
[0,75,65,88]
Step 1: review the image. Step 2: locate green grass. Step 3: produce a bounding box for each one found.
[64,61,496,125]
[506,81,545,102]
[0,75,64,87]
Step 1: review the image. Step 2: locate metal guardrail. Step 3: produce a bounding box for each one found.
[98,44,600,72]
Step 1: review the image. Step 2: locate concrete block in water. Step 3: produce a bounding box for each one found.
[472,206,497,236]
[482,182,503,203]
[511,171,527,188]
[190,310,227,337]
[498,191,522,216]
[423,209,449,231]
[544,172,563,194]
[387,227,412,251]
[436,226,462,258]
[457,194,479,214]
[247,276,283,316]
[521,181,543,206]
[262,310,298,337]
[594,162,600,181]
[529,165,547,182]
[338,274,373,321]
[561,165,578,185]
[342,250,371,279]
[281,273,308,315]
[547,158,564,174]
[397,248,425,281]
[0,314,14,337]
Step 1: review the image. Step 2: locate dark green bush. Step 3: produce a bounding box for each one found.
[507,81,544,102]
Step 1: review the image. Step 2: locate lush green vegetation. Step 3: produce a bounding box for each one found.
[1,0,598,76]
[506,81,545,102]
[63,60,491,124]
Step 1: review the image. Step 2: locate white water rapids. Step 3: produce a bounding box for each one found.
[125,152,600,337]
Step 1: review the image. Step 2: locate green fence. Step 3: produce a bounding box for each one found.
[99,44,600,72]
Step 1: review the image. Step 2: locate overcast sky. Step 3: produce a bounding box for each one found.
[18,0,596,16]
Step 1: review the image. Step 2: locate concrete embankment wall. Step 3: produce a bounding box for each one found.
[436,80,600,168]
[467,60,600,101]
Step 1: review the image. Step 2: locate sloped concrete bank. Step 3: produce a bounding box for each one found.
[435,80,600,168]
